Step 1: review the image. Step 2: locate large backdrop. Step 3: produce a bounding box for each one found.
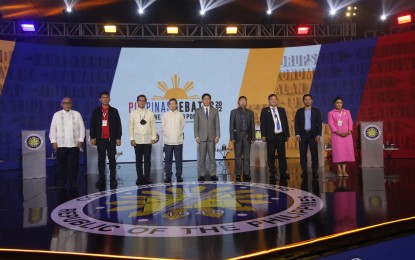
[1,31,414,169]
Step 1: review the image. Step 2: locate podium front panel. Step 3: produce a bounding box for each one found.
[22,130,46,179]
[360,122,384,167]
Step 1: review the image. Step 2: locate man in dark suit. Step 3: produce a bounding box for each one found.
[260,94,290,181]
[230,96,255,182]
[295,94,322,179]
[90,91,122,188]
[194,93,220,181]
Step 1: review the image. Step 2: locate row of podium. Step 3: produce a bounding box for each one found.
[21,122,385,179]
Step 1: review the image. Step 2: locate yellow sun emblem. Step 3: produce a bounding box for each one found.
[152,74,199,100]
[27,136,41,149]
[106,185,269,220]
[366,127,378,138]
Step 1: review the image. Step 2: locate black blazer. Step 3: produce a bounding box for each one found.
[294,107,322,138]
[90,106,122,140]
[260,106,290,142]
[229,108,255,142]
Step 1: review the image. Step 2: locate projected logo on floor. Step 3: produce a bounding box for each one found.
[51,182,323,237]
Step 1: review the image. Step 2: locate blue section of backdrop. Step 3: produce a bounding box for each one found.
[310,38,377,123]
[0,42,121,170]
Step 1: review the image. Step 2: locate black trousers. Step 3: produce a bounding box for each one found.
[299,132,319,174]
[234,131,251,176]
[96,139,117,180]
[266,133,287,177]
[56,147,80,186]
[134,144,152,181]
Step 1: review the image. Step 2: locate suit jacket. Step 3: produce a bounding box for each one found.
[194,106,220,141]
[229,108,255,142]
[294,107,322,138]
[90,106,122,140]
[260,106,290,142]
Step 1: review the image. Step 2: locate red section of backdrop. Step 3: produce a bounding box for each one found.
[357,31,415,158]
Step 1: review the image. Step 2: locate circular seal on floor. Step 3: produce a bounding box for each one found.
[51,182,323,237]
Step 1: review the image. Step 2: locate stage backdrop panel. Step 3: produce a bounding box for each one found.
[357,31,415,158]
[0,41,121,169]
[110,48,249,162]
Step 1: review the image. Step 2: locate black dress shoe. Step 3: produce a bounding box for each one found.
[235,175,241,181]
[136,179,147,186]
[164,177,172,183]
[243,175,251,182]
[110,183,118,189]
[210,175,218,181]
[177,177,184,183]
[198,176,205,181]
[146,180,152,185]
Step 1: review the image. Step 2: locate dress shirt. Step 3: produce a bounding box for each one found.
[304,108,311,130]
[162,110,185,145]
[270,106,283,134]
[49,109,85,147]
[129,108,157,144]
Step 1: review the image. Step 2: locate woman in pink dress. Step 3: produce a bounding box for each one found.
[328,97,355,177]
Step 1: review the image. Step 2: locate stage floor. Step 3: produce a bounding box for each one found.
[1,158,415,259]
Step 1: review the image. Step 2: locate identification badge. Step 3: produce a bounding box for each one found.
[337,120,342,126]
[102,120,108,126]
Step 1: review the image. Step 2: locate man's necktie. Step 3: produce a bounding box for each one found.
[272,108,281,131]
[205,107,209,120]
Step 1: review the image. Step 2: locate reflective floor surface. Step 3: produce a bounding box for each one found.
[1,158,415,259]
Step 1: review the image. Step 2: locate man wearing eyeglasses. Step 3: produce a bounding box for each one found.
[129,94,157,185]
[260,94,290,182]
[49,97,85,189]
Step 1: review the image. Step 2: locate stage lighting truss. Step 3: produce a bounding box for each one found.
[0,21,357,40]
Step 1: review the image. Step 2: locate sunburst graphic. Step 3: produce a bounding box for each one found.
[106,185,270,221]
[152,74,199,100]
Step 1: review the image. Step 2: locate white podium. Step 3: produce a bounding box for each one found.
[22,130,46,179]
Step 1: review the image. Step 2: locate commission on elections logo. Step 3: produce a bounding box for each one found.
[25,134,43,150]
[51,182,323,237]
[364,125,381,141]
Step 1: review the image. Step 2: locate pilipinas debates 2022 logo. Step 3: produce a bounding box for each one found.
[128,75,224,122]
[364,125,381,141]
[51,182,323,237]
[25,134,43,150]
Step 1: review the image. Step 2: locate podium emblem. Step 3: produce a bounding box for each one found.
[364,125,381,141]
[25,134,43,150]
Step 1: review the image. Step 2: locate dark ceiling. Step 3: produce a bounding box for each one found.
[0,0,414,47]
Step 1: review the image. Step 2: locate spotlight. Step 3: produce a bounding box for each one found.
[167,26,179,34]
[330,9,336,16]
[397,14,412,25]
[200,10,205,15]
[66,7,72,13]
[381,14,386,21]
[297,26,310,35]
[21,23,35,32]
[138,8,144,14]
[104,25,117,33]
[226,26,237,34]
[267,9,272,15]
